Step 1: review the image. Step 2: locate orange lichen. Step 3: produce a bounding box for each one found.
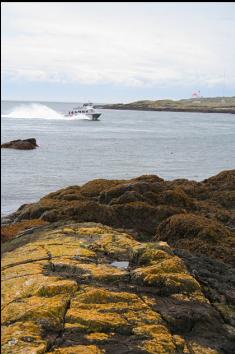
[1,221,231,353]
[48,345,105,353]
[1,321,47,354]
[85,332,113,341]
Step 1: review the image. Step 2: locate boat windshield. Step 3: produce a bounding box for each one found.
[71,104,95,113]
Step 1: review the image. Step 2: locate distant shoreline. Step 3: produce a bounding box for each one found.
[96,96,235,114]
[98,107,235,114]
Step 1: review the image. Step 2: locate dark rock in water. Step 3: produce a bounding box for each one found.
[1,138,38,150]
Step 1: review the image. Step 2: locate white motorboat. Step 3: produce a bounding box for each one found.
[65,103,101,121]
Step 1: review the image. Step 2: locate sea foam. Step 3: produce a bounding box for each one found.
[2,103,89,120]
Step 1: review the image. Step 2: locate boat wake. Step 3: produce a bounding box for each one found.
[1,103,90,120]
[2,104,63,120]
[65,113,91,120]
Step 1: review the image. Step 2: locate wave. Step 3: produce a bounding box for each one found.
[1,103,90,120]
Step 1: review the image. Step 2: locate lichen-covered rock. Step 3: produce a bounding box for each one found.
[1,321,47,354]
[1,222,234,353]
[48,345,105,353]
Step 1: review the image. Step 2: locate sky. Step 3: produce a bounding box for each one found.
[2,2,235,102]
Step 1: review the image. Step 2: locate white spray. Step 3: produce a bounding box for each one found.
[2,103,90,120]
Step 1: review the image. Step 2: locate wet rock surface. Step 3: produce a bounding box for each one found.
[1,223,235,353]
[1,138,38,150]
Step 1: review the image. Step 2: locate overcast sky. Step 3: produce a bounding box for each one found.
[2,2,235,102]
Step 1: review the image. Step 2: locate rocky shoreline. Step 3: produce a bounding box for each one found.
[1,169,235,353]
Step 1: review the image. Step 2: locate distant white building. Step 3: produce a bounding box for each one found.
[192,90,202,99]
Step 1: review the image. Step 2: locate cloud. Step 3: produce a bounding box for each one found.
[2,2,235,89]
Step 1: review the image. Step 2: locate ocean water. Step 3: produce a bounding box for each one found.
[1,100,235,216]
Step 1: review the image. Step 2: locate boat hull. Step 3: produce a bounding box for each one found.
[64,113,101,120]
[87,113,101,121]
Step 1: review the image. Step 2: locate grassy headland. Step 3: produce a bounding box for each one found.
[97,96,235,114]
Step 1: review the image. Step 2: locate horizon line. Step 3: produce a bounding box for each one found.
[2,95,235,104]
